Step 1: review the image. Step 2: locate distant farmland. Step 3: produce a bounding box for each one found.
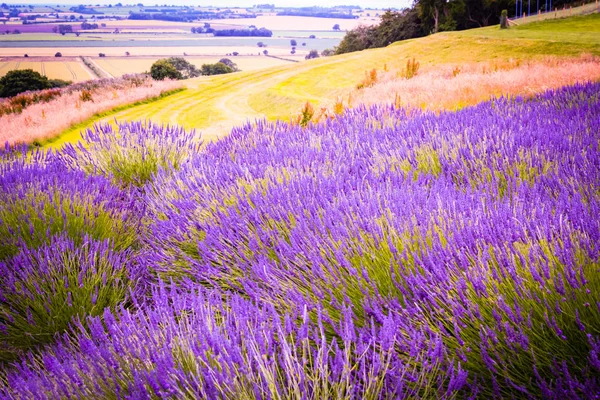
[0,58,94,82]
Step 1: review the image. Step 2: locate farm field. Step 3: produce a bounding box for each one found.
[50,12,600,147]
[93,55,300,77]
[0,58,94,82]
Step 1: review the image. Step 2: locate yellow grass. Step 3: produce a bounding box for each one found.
[0,59,94,82]
[93,56,298,77]
[48,13,600,148]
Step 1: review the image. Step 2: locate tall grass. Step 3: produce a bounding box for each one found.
[0,76,182,146]
[346,56,600,112]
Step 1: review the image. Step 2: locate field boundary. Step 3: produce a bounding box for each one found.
[39,87,186,147]
[265,54,300,63]
[81,56,111,79]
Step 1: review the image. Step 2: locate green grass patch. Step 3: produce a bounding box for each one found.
[41,87,186,149]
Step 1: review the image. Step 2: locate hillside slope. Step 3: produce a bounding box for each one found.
[50,13,600,147]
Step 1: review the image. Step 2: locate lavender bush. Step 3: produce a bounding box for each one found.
[143,82,600,397]
[0,82,598,398]
[1,283,468,398]
[0,236,143,362]
[58,120,200,188]
[0,155,140,261]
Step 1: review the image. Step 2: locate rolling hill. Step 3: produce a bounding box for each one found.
[49,12,600,147]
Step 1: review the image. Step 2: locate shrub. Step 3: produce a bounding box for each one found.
[299,101,314,127]
[200,62,233,76]
[403,58,420,79]
[149,59,182,80]
[48,79,71,88]
[79,89,93,102]
[305,49,320,60]
[54,52,62,57]
[356,68,378,89]
[58,120,200,188]
[218,58,238,71]
[0,236,142,362]
[0,69,51,98]
[0,156,140,262]
[290,39,297,46]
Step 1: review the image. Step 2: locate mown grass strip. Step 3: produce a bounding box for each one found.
[39,87,187,149]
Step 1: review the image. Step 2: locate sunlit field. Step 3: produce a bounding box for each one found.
[0,58,94,82]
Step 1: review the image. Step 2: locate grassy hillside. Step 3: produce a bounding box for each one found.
[49,12,600,147]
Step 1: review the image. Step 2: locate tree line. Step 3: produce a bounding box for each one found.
[335,0,516,55]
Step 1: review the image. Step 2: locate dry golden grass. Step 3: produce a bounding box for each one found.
[0,59,94,82]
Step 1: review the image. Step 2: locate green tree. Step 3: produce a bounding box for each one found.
[305,49,320,59]
[0,69,51,98]
[200,62,233,76]
[219,58,238,71]
[165,57,201,78]
[149,59,183,81]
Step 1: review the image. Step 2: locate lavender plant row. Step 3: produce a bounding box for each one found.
[0,82,598,398]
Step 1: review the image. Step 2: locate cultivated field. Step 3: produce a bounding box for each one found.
[92,55,301,77]
[50,13,600,147]
[0,58,94,82]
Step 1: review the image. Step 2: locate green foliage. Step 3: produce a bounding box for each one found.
[299,101,314,127]
[305,49,320,60]
[150,58,200,80]
[200,62,234,76]
[218,58,238,71]
[48,79,71,88]
[0,238,135,362]
[165,57,201,79]
[336,10,425,55]
[0,186,138,262]
[0,69,51,98]
[150,59,183,81]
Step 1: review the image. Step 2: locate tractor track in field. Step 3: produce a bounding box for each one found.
[14,61,21,69]
[41,62,46,77]
[65,62,77,80]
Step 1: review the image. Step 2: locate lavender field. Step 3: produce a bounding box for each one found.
[0,82,599,398]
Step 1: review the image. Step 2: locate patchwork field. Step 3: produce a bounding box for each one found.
[49,13,600,147]
[0,58,94,82]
